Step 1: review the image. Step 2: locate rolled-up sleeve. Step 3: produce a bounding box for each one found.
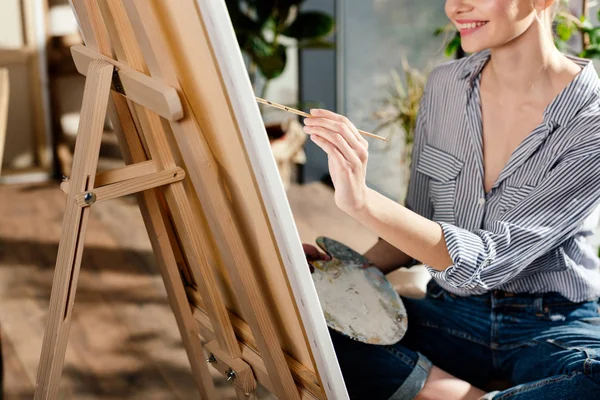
[428,149,600,290]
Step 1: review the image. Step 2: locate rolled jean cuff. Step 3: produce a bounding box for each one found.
[389,352,432,400]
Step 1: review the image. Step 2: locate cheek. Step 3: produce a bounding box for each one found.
[490,0,519,30]
[506,0,534,25]
[487,0,533,42]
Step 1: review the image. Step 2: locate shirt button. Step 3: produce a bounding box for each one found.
[478,198,486,206]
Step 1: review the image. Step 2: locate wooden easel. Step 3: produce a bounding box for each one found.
[34,1,346,399]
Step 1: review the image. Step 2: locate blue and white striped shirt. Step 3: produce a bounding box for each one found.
[405,50,600,302]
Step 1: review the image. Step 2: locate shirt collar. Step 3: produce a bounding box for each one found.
[459,50,600,129]
[544,55,600,128]
[459,49,491,82]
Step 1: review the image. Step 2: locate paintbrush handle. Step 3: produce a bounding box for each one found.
[256,97,387,142]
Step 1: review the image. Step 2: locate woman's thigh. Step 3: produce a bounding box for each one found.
[499,299,600,386]
[488,299,600,399]
[402,282,495,387]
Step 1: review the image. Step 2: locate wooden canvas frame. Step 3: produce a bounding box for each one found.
[34,1,348,399]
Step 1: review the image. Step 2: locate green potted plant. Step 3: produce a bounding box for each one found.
[553,0,600,58]
[225,0,334,103]
[225,0,334,188]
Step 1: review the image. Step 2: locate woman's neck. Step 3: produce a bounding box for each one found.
[485,20,578,97]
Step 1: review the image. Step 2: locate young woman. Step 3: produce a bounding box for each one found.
[302,0,600,399]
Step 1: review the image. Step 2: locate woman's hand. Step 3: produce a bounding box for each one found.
[303,109,370,214]
[303,243,331,273]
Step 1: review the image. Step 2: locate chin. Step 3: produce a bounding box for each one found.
[460,34,513,54]
[460,39,488,54]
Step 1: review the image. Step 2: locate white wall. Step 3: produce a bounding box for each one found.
[339,0,449,201]
[0,0,36,170]
[0,0,25,48]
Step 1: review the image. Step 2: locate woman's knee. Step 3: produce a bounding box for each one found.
[329,329,431,399]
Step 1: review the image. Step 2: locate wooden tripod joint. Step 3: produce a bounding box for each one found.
[71,166,186,207]
[70,44,184,122]
[204,340,257,394]
[59,57,188,208]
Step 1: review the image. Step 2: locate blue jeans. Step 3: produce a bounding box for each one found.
[330,280,600,399]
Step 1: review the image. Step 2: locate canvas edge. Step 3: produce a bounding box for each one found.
[196,1,349,399]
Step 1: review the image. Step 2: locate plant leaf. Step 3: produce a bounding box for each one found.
[253,43,287,79]
[588,27,600,44]
[581,45,600,59]
[282,12,334,40]
[445,35,462,57]
[556,20,573,41]
[254,0,277,26]
[275,0,304,29]
[248,35,274,57]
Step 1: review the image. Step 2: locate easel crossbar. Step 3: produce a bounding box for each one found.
[75,167,185,207]
[60,160,159,194]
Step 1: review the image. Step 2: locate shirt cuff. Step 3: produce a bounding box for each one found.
[425,221,493,290]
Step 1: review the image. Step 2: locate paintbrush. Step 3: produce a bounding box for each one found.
[256,97,388,142]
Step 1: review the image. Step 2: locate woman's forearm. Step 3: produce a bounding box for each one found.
[351,188,452,272]
[363,238,414,274]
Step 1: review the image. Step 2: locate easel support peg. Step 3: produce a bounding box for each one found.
[83,192,96,205]
[204,340,256,394]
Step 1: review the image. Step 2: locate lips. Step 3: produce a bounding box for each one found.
[455,20,489,36]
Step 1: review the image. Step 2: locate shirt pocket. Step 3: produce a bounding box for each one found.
[416,144,464,225]
[500,184,536,213]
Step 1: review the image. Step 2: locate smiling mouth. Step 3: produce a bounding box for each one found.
[456,21,489,35]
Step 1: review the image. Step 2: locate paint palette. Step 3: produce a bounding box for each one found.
[309,237,407,345]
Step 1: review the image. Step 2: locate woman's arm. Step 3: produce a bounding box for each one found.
[363,238,414,274]
[304,108,600,290]
[357,190,452,271]
[304,108,453,272]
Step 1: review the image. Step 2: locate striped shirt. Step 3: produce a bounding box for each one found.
[405,50,600,302]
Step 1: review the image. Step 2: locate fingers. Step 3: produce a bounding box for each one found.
[303,243,331,274]
[305,125,361,166]
[309,134,351,170]
[304,109,369,165]
[310,108,369,148]
[303,244,331,261]
[304,116,361,151]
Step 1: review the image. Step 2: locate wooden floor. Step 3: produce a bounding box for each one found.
[0,180,376,399]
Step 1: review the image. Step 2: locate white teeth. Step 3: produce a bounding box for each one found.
[459,21,486,30]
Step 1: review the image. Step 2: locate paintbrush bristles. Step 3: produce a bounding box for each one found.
[255,97,388,142]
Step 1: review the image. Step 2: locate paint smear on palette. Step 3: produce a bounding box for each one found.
[310,237,407,345]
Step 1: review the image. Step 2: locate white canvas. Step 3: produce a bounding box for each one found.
[198,1,349,398]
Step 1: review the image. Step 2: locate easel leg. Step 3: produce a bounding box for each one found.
[34,60,114,400]
[108,93,219,399]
